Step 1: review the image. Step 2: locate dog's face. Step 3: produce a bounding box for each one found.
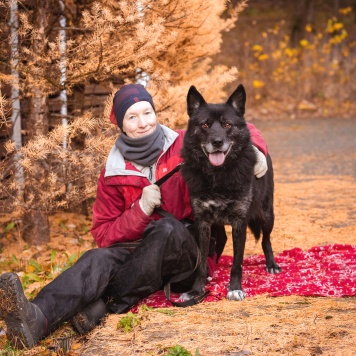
[185,84,249,167]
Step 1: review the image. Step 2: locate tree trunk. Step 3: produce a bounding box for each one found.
[22,89,50,244]
[22,2,51,245]
[9,0,24,199]
[67,84,90,216]
[289,0,315,47]
[22,210,50,245]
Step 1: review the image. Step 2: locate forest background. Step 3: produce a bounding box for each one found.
[0,0,355,245]
[0,0,355,354]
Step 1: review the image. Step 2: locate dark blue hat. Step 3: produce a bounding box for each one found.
[112,84,156,130]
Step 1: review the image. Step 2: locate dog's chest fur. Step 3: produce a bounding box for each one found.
[191,185,253,225]
[183,149,256,225]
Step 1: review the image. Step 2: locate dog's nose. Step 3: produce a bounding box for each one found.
[212,138,223,147]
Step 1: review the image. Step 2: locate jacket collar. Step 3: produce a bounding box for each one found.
[104,125,179,178]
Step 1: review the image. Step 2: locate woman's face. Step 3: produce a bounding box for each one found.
[122,101,157,138]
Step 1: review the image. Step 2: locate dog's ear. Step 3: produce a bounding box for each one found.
[226,84,246,117]
[187,86,207,117]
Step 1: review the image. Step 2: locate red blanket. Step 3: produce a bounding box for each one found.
[133,244,356,310]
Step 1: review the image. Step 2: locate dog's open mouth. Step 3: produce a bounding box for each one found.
[202,144,232,167]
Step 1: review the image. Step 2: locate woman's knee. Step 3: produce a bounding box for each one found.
[80,248,108,261]
[78,246,128,266]
[153,218,192,243]
[145,218,196,256]
[156,217,184,232]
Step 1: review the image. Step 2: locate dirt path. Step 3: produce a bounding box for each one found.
[244,117,356,256]
[1,118,356,355]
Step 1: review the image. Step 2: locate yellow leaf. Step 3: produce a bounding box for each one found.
[298,100,317,111]
[252,80,264,89]
[258,54,269,61]
[0,334,8,349]
[333,22,344,31]
[299,39,309,47]
[26,265,36,273]
[339,7,352,15]
[71,342,82,350]
[285,48,297,57]
[252,44,263,52]
[305,24,312,33]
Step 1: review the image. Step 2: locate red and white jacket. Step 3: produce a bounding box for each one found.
[91,123,267,248]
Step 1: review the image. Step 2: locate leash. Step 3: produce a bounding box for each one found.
[154,162,184,187]
[154,162,210,307]
[154,162,185,221]
[163,248,210,307]
[108,240,142,250]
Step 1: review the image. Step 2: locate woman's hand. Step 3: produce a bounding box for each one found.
[139,184,162,215]
[252,145,268,178]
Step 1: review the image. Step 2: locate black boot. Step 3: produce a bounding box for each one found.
[71,298,109,335]
[0,272,48,349]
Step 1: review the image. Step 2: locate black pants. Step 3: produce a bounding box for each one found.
[32,217,198,332]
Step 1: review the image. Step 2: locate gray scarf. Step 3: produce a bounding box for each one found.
[115,124,165,166]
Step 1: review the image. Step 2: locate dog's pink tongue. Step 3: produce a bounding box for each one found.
[209,152,225,166]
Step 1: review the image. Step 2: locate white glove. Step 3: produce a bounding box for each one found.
[139,184,161,216]
[252,145,268,178]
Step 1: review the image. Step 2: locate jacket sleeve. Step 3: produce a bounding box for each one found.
[247,122,268,156]
[91,171,155,247]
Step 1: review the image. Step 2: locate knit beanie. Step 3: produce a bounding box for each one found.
[109,84,156,131]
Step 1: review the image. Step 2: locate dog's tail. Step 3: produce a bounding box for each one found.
[248,219,261,240]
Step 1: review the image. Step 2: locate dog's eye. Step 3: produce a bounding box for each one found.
[201,123,209,129]
[222,122,232,129]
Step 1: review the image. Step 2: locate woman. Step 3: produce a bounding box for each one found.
[0,84,268,349]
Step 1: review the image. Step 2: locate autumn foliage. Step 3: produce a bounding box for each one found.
[221,4,356,117]
[0,1,355,244]
[0,0,247,241]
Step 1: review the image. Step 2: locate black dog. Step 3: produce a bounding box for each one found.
[180,84,281,301]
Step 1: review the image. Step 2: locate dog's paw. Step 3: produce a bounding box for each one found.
[179,292,192,301]
[179,289,205,301]
[266,265,282,274]
[227,289,246,301]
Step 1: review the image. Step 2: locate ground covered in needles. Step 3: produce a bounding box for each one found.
[1,118,355,355]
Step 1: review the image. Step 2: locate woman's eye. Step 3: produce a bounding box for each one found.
[201,123,209,129]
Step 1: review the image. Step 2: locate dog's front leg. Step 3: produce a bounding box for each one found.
[180,220,210,300]
[192,220,211,294]
[227,221,247,301]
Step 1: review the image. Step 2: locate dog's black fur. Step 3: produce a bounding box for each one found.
[181,84,281,301]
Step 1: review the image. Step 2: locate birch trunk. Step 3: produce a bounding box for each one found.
[9,0,24,199]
